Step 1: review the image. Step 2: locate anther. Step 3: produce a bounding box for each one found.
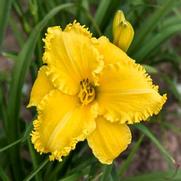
[78,78,95,105]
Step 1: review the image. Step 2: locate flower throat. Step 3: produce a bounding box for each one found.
[78,78,95,105]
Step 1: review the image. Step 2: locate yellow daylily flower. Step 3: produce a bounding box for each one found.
[113,10,134,52]
[28,21,166,164]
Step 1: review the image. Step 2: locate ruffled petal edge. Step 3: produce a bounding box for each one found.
[31,90,98,161]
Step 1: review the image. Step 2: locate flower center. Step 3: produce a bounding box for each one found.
[78,78,95,105]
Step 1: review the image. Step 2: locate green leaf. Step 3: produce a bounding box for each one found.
[100,165,113,181]
[129,0,177,54]
[0,138,22,153]
[58,172,82,181]
[119,135,144,176]
[161,75,181,104]
[80,7,102,36]
[122,169,181,181]
[68,158,95,175]
[143,65,158,74]
[48,156,70,180]
[28,137,41,181]
[134,124,175,165]
[94,0,119,31]
[95,0,111,27]
[0,123,32,153]
[76,0,89,24]
[23,158,49,181]
[0,86,7,130]
[1,51,18,61]
[162,122,181,136]
[22,123,33,141]
[0,0,13,48]
[9,17,25,48]
[111,163,119,181]
[13,1,31,33]
[88,162,100,181]
[159,16,181,30]
[0,166,9,181]
[134,24,181,61]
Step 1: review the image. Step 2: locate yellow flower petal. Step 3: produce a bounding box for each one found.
[97,62,167,124]
[64,20,92,38]
[95,36,133,65]
[43,23,104,95]
[87,116,131,164]
[31,90,98,161]
[27,66,53,108]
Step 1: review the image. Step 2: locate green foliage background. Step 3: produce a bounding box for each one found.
[0,0,181,180]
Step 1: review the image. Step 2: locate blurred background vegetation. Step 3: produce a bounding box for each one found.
[0,0,181,180]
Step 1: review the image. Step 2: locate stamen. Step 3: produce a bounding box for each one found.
[78,78,95,105]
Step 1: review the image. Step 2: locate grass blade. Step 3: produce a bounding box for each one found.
[76,0,89,24]
[122,169,181,181]
[1,51,18,61]
[134,24,181,61]
[0,123,32,153]
[161,75,181,104]
[94,0,111,28]
[28,137,41,181]
[143,65,158,74]
[0,138,21,153]
[134,124,175,165]
[129,0,177,54]
[59,173,82,181]
[0,0,13,48]
[0,167,9,181]
[119,135,144,176]
[160,16,181,30]
[100,165,113,181]
[111,163,119,181]
[9,17,25,48]
[0,86,7,132]
[23,158,49,181]
[94,0,119,31]
[88,162,100,181]
[80,6,102,36]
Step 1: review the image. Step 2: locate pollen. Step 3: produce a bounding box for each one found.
[78,78,95,105]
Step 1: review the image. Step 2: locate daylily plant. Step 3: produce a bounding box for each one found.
[28,11,166,164]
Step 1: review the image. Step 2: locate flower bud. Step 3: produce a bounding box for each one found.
[113,10,134,52]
